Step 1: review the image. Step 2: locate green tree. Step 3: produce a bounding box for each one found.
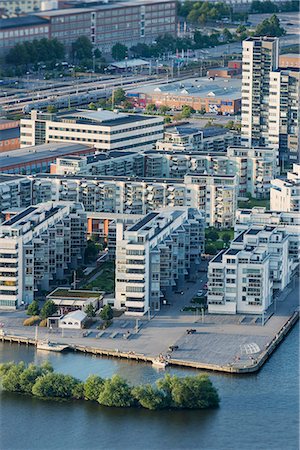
[85,304,96,318]
[32,372,79,398]
[146,103,156,113]
[98,375,133,407]
[84,375,104,401]
[130,43,151,58]
[72,36,93,61]
[111,43,128,61]
[100,305,113,321]
[72,382,85,399]
[19,363,52,394]
[88,102,97,110]
[47,105,57,114]
[255,14,285,37]
[27,300,39,316]
[181,105,195,118]
[40,300,57,320]
[132,384,166,410]
[1,362,25,392]
[223,28,233,42]
[205,243,218,255]
[113,88,126,104]
[159,105,170,114]
[222,233,231,244]
[170,375,219,409]
[84,240,98,263]
[206,229,219,241]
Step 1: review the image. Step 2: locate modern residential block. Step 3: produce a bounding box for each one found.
[0,202,86,309]
[270,164,300,212]
[115,208,205,316]
[207,225,291,315]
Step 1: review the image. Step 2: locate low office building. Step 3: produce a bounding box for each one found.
[46,287,103,315]
[207,225,291,315]
[0,202,86,310]
[115,208,205,316]
[0,120,20,152]
[20,109,164,152]
[31,172,238,228]
[270,164,300,212]
[127,77,242,115]
[235,207,300,267]
[0,142,94,175]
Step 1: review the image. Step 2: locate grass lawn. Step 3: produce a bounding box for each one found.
[238,198,270,209]
[83,261,115,293]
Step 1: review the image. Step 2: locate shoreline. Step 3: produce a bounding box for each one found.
[1,310,298,374]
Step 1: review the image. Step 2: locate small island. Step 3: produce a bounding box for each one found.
[0,362,219,411]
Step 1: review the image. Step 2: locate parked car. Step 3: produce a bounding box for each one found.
[186,329,196,335]
[168,345,179,351]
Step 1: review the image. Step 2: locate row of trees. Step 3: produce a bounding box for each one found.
[0,362,219,410]
[6,38,65,66]
[26,300,57,319]
[178,1,232,24]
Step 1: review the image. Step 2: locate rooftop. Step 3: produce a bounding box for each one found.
[128,77,242,101]
[0,15,49,30]
[0,174,27,184]
[61,109,160,127]
[0,142,91,170]
[48,288,102,299]
[0,127,20,141]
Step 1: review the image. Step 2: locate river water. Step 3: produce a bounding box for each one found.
[0,323,299,450]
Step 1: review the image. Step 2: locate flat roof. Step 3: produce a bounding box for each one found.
[128,77,242,101]
[0,127,20,141]
[110,59,150,69]
[0,15,49,30]
[48,288,102,298]
[3,206,37,226]
[63,110,159,127]
[0,174,27,184]
[280,53,300,58]
[0,142,90,170]
[129,212,159,231]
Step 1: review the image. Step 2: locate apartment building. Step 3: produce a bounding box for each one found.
[241,36,299,164]
[31,172,238,228]
[241,36,279,148]
[235,207,300,266]
[270,164,300,212]
[207,225,290,315]
[156,125,239,154]
[115,208,204,316]
[269,69,300,163]
[20,109,164,152]
[0,202,86,309]
[0,175,33,220]
[227,145,279,198]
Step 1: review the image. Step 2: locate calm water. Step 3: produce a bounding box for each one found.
[0,323,299,450]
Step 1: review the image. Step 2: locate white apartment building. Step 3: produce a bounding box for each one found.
[31,172,238,228]
[227,146,279,198]
[0,175,33,219]
[270,164,300,212]
[0,202,86,310]
[156,125,239,153]
[115,208,205,316]
[20,109,164,152]
[241,36,279,148]
[269,69,300,164]
[235,207,300,266]
[207,225,290,315]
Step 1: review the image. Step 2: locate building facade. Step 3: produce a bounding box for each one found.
[207,225,290,315]
[0,202,86,309]
[270,164,300,212]
[115,208,204,316]
[20,109,164,153]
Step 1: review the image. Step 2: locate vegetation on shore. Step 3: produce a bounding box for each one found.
[0,362,219,411]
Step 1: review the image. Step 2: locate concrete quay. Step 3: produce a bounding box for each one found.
[0,278,299,374]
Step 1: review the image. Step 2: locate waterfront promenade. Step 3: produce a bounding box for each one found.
[0,277,299,374]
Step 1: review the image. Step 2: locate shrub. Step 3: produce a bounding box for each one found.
[27,300,39,316]
[32,372,79,399]
[23,316,40,326]
[72,382,85,400]
[39,319,48,327]
[100,305,113,321]
[84,375,104,401]
[132,384,166,410]
[1,362,25,392]
[98,375,133,407]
